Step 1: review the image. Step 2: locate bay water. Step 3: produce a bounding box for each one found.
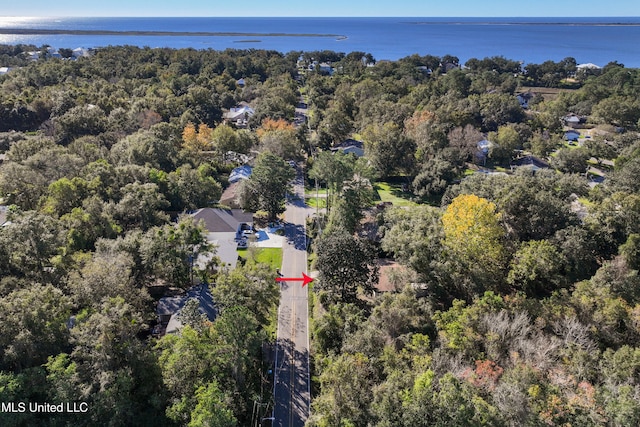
[1,17,639,67]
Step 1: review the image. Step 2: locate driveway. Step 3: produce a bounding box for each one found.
[251,228,287,248]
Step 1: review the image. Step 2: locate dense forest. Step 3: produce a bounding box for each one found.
[1,42,640,426]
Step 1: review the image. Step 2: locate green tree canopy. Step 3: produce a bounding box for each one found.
[238,152,295,220]
[315,229,379,303]
[363,122,416,178]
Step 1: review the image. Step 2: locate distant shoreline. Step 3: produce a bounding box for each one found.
[1,17,638,67]
[0,28,345,38]
[405,21,640,26]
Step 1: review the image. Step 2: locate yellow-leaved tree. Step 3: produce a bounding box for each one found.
[442,194,507,294]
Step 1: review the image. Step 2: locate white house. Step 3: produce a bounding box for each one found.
[223,103,255,127]
[577,63,601,71]
[308,61,335,75]
[416,66,433,76]
[72,47,91,59]
[330,139,365,158]
[46,47,61,59]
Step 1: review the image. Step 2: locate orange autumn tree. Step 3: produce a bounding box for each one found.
[196,123,213,148]
[404,110,437,136]
[181,122,213,152]
[256,118,294,138]
[256,118,300,159]
[182,122,197,145]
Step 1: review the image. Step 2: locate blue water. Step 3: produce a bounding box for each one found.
[1,17,639,67]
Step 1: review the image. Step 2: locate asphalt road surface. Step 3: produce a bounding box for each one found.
[273,169,311,427]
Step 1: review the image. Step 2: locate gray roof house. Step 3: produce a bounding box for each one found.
[191,208,254,269]
[510,155,550,171]
[156,284,217,335]
[563,115,584,128]
[191,208,253,233]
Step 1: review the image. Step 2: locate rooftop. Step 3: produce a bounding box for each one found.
[191,208,253,233]
[157,284,217,335]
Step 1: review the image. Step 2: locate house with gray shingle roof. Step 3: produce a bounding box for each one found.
[156,284,217,335]
[191,208,253,269]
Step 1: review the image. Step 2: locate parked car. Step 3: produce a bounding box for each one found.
[240,223,254,236]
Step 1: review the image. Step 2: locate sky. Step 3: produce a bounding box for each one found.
[2,0,639,17]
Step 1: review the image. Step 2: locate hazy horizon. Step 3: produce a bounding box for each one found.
[2,0,639,19]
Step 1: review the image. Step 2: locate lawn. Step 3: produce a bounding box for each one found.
[304,187,328,209]
[305,197,327,209]
[255,247,283,269]
[304,187,328,196]
[237,247,283,271]
[563,139,582,150]
[372,182,418,207]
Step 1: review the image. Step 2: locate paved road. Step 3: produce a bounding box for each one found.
[273,170,311,427]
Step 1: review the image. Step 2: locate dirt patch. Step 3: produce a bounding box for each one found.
[376,259,409,293]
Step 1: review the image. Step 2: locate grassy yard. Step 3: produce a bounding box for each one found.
[304,187,328,196]
[304,187,328,209]
[372,182,418,207]
[305,197,327,209]
[237,247,283,271]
